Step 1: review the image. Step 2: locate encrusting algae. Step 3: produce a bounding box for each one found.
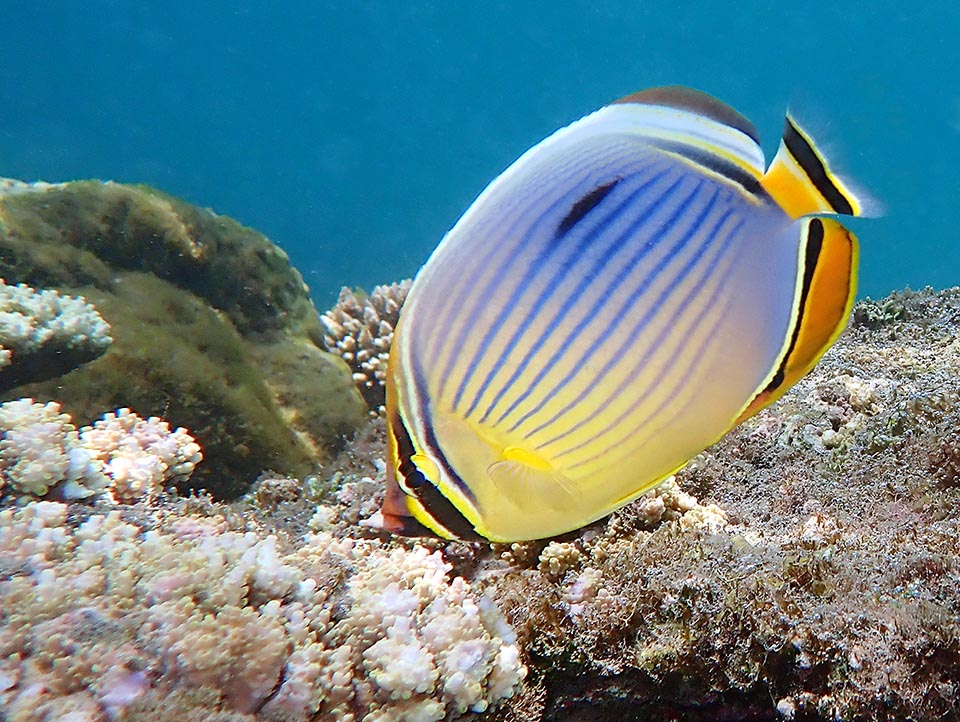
[0,178,369,497]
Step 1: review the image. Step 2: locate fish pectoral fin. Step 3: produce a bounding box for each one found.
[487,447,581,513]
[762,113,878,219]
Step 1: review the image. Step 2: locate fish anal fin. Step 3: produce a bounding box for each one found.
[487,447,581,513]
[762,114,873,219]
[737,217,858,423]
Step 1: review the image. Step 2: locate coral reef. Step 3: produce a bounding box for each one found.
[1,282,959,722]
[0,179,367,496]
[0,501,525,721]
[320,281,411,413]
[0,399,200,501]
[475,286,960,722]
[0,279,111,392]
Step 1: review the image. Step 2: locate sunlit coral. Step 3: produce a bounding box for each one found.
[0,278,111,390]
[0,502,526,721]
[320,280,411,413]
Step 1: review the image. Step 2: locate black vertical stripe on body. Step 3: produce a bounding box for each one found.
[534,212,743,455]
[547,214,743,466]
[476,171,689,425]
[386,410,435,537]
[654,140,763,197]
[568,272,742,476]
[444,171,654,413]
[428,164,614,392]
[410,353,479,505]
[556,178,622,236]
[566,221,757,476]
[411,482,484,541]
[579,287,743,478]
[762,218,824,393]
[782,119,854,215]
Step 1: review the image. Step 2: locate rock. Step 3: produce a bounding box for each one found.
[0,179,367,496]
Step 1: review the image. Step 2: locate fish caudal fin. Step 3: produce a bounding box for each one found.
[736,216,858,423]
[762,114,878,219]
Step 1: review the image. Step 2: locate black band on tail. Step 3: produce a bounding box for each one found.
[783,119,854,215]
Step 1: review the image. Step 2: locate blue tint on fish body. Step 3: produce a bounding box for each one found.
[455,167,674,418]
[561,214,745,464]
[440,178,607,407]
[536,211,745,451]
[475,170,687,424]
[378,86,874,543]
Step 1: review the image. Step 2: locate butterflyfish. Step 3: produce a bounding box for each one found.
[372,85,874,543]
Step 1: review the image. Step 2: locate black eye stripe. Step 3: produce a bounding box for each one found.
[390,409,425,492]
[390,408,417,462]
[403,468,427,490]
[411,482,484,541]
[389,408,484,541]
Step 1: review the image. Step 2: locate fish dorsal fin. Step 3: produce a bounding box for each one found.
[613,85,761,145]
[762,114,874,218]
[609,85,765,180]
[487,447,581,513]
[736,216,858,423]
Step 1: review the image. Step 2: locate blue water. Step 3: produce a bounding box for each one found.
[3,2,957,306]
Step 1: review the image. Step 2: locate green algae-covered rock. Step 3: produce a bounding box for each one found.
[0,180,367,496]
[0,180,319,337]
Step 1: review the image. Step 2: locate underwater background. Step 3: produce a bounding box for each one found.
[2,1,958,304]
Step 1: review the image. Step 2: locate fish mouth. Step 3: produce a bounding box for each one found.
[361,509,440,538]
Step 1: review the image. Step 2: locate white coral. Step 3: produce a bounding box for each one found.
[0,278,111,370]
[0,399,102,497]
[0,504,526,721]
[320,280,411,413]
[340,544,527,715]
[80,408,202,502]
[0,399,201,501]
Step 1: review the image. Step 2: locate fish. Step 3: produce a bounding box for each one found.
[370,85,874,543]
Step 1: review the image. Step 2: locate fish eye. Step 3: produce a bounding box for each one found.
[397,453,442,495]
[398,468,427,493]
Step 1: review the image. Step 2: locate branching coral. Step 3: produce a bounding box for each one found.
[0,400,201,501]
[0,279,112,392]
[0,502,526,721]
[320,281,411,413]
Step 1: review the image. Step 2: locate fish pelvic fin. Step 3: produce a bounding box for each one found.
[736,216,858,423]
[762,113,879,219]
